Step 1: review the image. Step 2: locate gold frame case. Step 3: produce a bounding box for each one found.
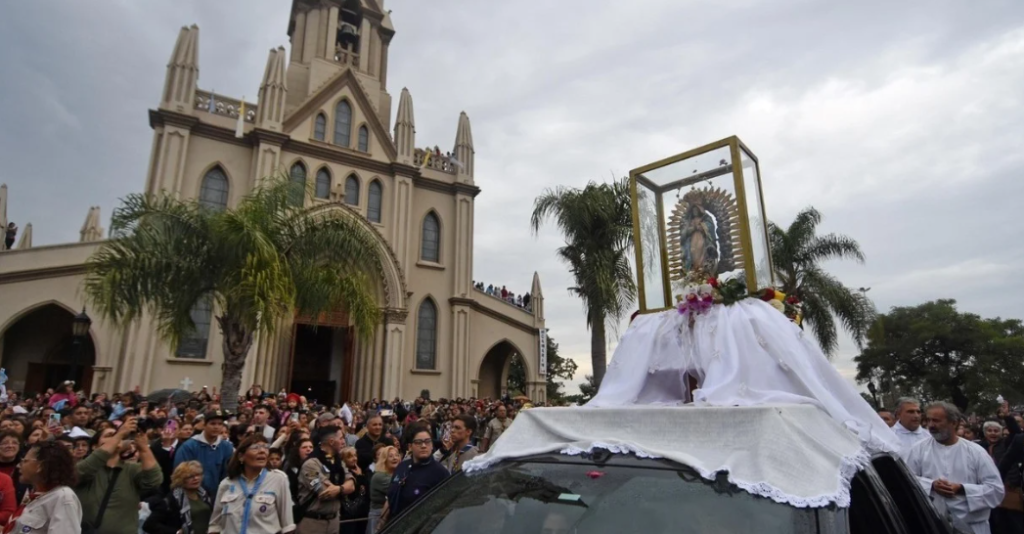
[630,136,773,313]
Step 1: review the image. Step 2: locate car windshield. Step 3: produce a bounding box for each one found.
[385,459,841,533]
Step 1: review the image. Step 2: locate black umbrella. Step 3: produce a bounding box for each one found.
[147,388,193,404]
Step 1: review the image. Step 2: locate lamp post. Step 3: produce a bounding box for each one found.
[69,308,92,384]
[867,381,879,409]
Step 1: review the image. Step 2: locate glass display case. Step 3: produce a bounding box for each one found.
[630,136,772,313]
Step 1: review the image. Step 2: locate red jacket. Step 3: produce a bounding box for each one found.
[0,471,17,526]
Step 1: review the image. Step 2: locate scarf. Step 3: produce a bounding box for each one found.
[172,486,211,534]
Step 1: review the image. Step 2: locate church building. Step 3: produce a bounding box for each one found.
[0,0,547,404]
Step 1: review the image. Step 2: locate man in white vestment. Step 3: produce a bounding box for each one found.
[894,397,930,455]
[905,401,1005,534]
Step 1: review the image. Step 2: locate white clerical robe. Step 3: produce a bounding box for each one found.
[904,437,1005,534]
[894,421,930,456]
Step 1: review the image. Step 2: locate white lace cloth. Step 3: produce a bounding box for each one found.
[588,300,900,455]
[462,404,870,508]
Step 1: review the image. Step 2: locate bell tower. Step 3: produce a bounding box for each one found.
[285,0,395,124]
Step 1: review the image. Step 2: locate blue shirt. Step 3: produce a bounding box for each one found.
[174,433,234,496]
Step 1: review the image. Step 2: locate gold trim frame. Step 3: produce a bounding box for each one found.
[630,136,774,313]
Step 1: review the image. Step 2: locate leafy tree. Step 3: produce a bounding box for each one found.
[854,299,1024,412]
[507,354,526,396]
[545,335,578,403]
[84,176,383,410]
[563,374,599,405]
[531,178,636,386]
[770,207,875,356]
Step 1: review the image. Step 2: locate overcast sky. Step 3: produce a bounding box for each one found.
[2,1,1023,395]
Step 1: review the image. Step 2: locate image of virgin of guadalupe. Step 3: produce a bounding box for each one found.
[679,202,720,274]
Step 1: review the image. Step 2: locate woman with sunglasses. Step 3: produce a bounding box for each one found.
[209,435,294,534]
[143,461,213,534]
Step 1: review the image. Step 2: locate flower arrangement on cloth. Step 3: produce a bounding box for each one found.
[674,270,803,326]
[758,289,803,326]
[675,271,750,316]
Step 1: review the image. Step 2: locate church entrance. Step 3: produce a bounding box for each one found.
[478,341,527,400]
[288,311,353,405]
[0,304,95,396]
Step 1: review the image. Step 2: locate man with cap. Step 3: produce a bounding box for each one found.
[297,426,354,534]
[173,409,234,495]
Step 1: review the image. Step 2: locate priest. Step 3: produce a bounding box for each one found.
[905,401,1004,534]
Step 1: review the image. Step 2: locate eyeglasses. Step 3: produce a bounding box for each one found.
[411,439,432,446]
[247,444,270,451]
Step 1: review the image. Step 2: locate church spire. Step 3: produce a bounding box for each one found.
[255,47,288,131]
[80,206,104,243]
[394,88,416,165]
[160,25,200,113]
[453,111,474,181]
[531,271,545,322]
[0,184,7,246]
[15,223,32,250]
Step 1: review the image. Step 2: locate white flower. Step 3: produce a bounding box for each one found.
[699,284,713,295]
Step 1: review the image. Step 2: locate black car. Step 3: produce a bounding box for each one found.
[381,449,966,533]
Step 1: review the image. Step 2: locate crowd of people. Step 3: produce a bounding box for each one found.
[0,381,529,534]
[878,398,1023,534]
[472,281,532,312]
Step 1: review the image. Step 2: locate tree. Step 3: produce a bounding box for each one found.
[531,178,636,387]
[545,335,578,403]
[506,354,526,396]
[769,207,875,357]
[84,176,383,410]
[854,299,1024,412]
[565,374,599,405]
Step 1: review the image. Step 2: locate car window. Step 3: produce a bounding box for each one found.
[871,455,952,533]
[849,468,908,534]
[385,460,827,534]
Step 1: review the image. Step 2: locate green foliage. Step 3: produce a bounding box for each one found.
[85,175,384,409]
[769,207,874,357]
[854,299,1024,412]
[545,335,578,403]
[531,177,636,386]
[507,354,526,396]
[563,374,599,405]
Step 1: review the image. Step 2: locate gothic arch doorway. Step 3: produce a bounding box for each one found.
[477,340,529,400]
[0,303,96,396]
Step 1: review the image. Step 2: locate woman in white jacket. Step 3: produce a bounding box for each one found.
[11,440,83,534]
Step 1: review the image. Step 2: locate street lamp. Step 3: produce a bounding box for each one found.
[867,381,878,408]
[69,308,92,384]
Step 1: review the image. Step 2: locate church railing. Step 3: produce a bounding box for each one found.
[194,90,257,123]
[414,149,458,175]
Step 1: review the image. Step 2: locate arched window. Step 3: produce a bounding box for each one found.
[358,125,369,152]
[367,180,382,223]
[289,162,307,206]
[315,168,331,199]
[421,212,440,262]
[416,299,437,369]
[345,175,360,205]
[314,113,327,141]
[177,297,212,359]
[334,100,352,147]
[199,167,229,211]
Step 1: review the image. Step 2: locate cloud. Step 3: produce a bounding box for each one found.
[1,0,1022,398]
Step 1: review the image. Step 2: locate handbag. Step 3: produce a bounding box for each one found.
[341,480,369,518]
[82,467,122,534]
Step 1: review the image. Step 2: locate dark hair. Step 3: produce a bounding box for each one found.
[27,441,77,489]
[269,448,283,457]
[227,435,269,479]
[285,438,313,470]
[454,414,477,434]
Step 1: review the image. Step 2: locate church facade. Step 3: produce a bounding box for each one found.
[0,0,547,404]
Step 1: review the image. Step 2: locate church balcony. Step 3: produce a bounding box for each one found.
[414,148,458,175]
[194,90,257,123]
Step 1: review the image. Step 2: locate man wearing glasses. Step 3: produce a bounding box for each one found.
[384,426,449,520]
[434,415,479,474]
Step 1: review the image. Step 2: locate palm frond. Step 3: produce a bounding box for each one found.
[802,234,866,264]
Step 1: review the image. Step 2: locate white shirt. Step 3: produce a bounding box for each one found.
[339,404,353,426]
[210,469,295,534]
[14,486,82,534]
[894,421,930,456]
[904,437,1004,534]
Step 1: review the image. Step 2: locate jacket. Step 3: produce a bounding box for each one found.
[174,433,234,496]
[74,449,163,534]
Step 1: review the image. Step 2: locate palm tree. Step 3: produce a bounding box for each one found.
[530,178,636,387]
[769,207,875,357]
[84,175,383,410]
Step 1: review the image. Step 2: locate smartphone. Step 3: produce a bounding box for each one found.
[48,413,61,428]
[289,413,300,423]
[165,420,178,434]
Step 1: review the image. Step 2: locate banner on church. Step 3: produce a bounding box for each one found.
[538,328,548,376]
